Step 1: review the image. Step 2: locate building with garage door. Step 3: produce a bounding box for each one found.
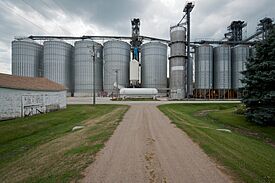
[0,73,67,120]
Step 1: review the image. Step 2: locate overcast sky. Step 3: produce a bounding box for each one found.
[0,0,274,74]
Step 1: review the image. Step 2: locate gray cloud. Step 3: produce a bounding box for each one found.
[0,0,274,74]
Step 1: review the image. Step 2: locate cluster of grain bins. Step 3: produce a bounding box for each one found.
[11,37,253,100]
[12,39,169,97]
[12,39,74,96]
[194,44,251,99]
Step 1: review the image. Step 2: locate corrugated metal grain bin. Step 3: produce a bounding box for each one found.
[103,40,130,94]
[43,40,73,95]
[195,45,214,89]
[231,45,249,89]
[74,40,103,96]
[12,40,43,77]
[169,25,186,99]
[213,45,231,89]
[141,42,167,91]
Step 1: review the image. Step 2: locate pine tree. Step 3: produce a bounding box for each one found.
[241,28,275,125]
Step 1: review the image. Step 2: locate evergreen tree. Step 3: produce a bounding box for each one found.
[241,28,275,125]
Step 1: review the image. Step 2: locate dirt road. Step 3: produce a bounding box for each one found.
[82,104,231,183]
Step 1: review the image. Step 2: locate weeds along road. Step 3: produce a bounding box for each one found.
[82,104,232,183]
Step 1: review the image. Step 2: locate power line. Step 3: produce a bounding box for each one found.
[39,0,71,33]
[39,0,53,11]
[0,1,49,34]
[51,0,67,14]
[40,0,78,35]
[21,0,70,35]
[50,0,87,34]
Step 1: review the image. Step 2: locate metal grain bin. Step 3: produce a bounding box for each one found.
[213,45,231,89]
[141,42,167,90]
[170,43,186,57]
[169,25,186,99]
[169,57,186,98]
[170,26,186,42]
[43,40,73,94]
[187,56,193,95]
[74,40,103,96]
[231,45,249,89]
[12,40,43,77]
[103,40,130,94]
[249,46,256,58]
[170,26,186,57]
[195,45,213,89]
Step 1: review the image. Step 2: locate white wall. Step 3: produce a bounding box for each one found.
[0,88,66,120]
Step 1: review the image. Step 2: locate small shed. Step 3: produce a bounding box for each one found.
[0,73,67,120]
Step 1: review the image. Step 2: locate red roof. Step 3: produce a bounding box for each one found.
[0,73,66,91]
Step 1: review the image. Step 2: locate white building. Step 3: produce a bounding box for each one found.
[0,73,67,120]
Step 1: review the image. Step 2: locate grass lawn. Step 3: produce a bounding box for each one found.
[158,103,275,183]
[0,104,128,183]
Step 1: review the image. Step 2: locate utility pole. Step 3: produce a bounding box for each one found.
[115,70,119,100]
[88,45,96,105]
[93,45,96,105]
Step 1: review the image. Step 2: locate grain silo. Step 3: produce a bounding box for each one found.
[169,25,186,99]
[231,45,249,97]
[74,40,103,96]
[187,56,193,97]
[103,40,130,95]
[12,39,43,77]
[141,42,167,95]
[213,45,232,99]
[249,46,256,58]
[43,40,73,95]
[194,45,214,99]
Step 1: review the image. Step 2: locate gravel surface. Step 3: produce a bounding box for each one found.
[82,104,232,183]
